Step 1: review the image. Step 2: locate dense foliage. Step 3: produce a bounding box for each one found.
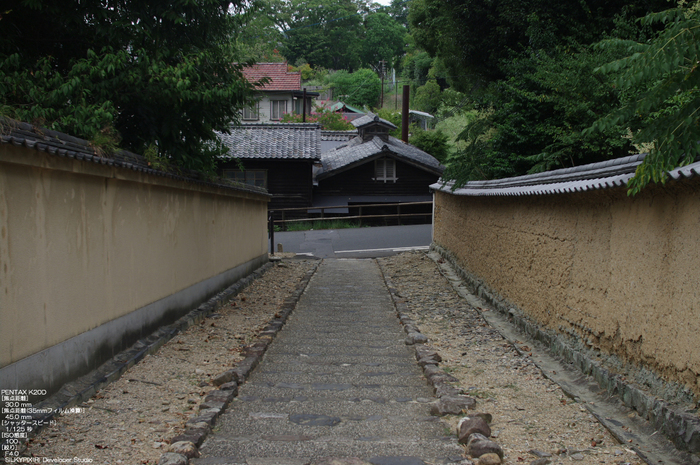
[588,4,700,194]
[328,69,382,108]
[409,0,674,189]
[279,0,365,71]
[409,127,450,163]
[0,0,258,173]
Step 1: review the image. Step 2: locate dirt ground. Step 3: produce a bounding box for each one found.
[19,253,643,464]
[377,252,643,465]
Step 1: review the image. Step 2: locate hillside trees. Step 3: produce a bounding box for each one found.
[0,0,258,172]
[279,0,366,71]
[360,12,407,70]
[410,0,671,185]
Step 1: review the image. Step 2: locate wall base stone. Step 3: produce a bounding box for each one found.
[431,242,700,455]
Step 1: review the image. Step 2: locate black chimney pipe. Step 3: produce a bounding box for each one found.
[401,85,409,143]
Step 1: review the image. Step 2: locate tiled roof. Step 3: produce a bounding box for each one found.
[241,63,301,92]
[321,130,358,141]
[0,119,269,195]
[318,134,443,180]
[430,154,700,196]
[217,123,321,160]
[351,113,397,129]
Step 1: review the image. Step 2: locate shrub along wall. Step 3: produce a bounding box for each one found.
[432,178,700,402]
[0,134,270,397]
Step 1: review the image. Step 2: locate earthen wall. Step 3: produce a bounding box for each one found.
[433,180,700,398]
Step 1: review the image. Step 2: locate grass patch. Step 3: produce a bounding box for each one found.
[284,219,359,231]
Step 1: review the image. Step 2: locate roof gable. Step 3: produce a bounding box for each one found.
[318,134,443,180]
[217,123,321,161]
[241,62,301,92]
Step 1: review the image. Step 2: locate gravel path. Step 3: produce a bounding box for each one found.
[377,252,643,465]
[20,252,644,464]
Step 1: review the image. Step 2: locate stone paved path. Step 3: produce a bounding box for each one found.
[194,259,463,464]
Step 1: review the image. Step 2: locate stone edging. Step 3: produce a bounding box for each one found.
[158,262,320,465]
[378,261,506,464]
[430,243,700,457]
[6,262,278,458]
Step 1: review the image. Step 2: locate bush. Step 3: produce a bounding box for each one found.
[328,69,381,108]
[409,128,450,163]
[280,106,354,130]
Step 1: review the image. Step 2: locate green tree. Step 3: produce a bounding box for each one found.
[0,0,257,173]
[409,128,450,163]
[280,0,365,71]
[361,13,407,70]
[413,79,442,114]
[588,4,700,194]
[386,0,410,28]
[442,45,635,184]
[409,0,668,89]
[233,0,287,62]
[329,69,382,108]
[401,50,434,87]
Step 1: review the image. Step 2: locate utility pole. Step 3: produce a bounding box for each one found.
[379,60,386,108]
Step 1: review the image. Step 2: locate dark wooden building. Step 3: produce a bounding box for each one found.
[314,113,444,224]
[217,123,321,219]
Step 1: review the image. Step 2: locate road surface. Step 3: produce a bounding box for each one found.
[272,224,433,258]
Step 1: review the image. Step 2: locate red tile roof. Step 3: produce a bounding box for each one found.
[241,62,301,91]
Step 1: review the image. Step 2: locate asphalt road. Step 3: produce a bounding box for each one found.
[271,224,433,259]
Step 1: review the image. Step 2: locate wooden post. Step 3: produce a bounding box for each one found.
[268,213,275,255]
[302,88,307,123]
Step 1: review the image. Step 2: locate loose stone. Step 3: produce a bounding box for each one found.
[475,453,501,465]
[431,396,477,416]
[158,452,188,465]
[405,332,428,344]
[211,370,235,386]
[168,440,199,458]
[458,416,491,443]
[466,433,504,459]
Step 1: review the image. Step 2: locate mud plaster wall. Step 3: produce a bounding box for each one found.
[0,145,269,368]
[433,180,700,398]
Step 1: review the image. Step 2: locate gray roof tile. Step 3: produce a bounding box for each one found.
[0,119,269,196]
[321,130,358,141]
[432,154,662,196]
[351,113,397,129]
[318,134,443,180]
[217,123,321,160]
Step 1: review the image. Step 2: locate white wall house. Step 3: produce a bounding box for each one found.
[241,63,317,123]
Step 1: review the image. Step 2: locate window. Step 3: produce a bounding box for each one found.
[294,98,312,115]
[374,158,397,182]
[270,100,287,121]
[224,170,267,189]
[243,104,259,121]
